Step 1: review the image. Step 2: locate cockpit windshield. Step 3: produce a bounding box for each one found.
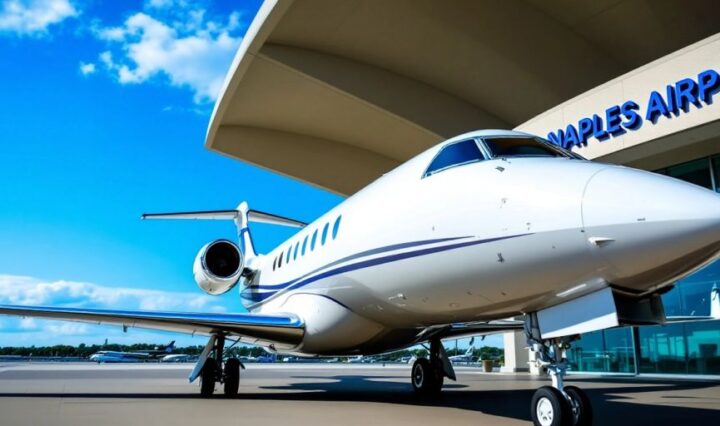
[482,136,584,160]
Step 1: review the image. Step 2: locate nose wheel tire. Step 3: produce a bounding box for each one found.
[411,358,443,395]
[531,386,572,426]
[564,386,592,426]
[223,358,240,396]
[199,358,218,398]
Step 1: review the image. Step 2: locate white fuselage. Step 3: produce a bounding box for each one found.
[240,130,720,356]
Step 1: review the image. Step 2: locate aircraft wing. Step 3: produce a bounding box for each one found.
[0,305,304,347]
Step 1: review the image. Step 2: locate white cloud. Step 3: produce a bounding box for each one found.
[0,274,224,312]
[79,61,95,76]
[145,0,188,9]
[0,0,77,35]
[92,8,245,104]
[0,274,229,344]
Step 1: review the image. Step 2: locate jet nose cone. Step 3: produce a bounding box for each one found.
[583,166,720,226]
[582,166,720,291]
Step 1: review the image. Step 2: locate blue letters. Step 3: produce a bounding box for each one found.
[564,124,580,149]
[605,105,625,137]
[645,90,670,124]
[675,78,702,113]
[577,117,593,145]
[620,100,642,130]
[547,129,564,147]
[698,69,720,105]
[592,114,609,141]
[548,69,718,149]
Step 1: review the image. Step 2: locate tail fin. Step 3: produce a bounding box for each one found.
[166,341,176,353]
[142,202,306,259]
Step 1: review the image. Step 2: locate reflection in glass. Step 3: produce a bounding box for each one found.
[567,328,635,373]
[686,320,720,375]
[663,157,712,189]
[638,323,687,374]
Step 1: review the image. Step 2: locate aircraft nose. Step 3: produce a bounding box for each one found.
[582,166,720,290]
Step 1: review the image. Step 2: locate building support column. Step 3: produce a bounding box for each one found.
[500,331,530,373]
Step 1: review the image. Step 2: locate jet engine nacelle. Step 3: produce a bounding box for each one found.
[193,239,244,295]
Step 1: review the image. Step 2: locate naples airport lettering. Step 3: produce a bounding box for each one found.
[547,69,720,150]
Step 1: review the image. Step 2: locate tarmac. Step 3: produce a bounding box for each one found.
[0,363,719,426]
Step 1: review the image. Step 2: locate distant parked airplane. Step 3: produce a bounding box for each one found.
[89,341,175,363]
[449,346,476,364]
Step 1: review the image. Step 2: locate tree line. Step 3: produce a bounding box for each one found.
[0,343,503,362]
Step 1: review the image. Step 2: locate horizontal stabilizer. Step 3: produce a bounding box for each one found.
[142,207,306,228]
[0,304,305,346]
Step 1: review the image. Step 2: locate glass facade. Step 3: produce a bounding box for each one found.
[570,153,720,376]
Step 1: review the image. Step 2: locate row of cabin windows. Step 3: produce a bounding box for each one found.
[272,215,342,271]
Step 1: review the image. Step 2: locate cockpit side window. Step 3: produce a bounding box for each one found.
[481,136,584,159]
[424,139,484,177]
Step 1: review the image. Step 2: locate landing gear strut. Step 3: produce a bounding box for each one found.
[411,338,455,396]
[526,314,593,426]
[196,334,243,398]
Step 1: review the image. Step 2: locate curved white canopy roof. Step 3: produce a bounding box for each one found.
[207,0,720,195]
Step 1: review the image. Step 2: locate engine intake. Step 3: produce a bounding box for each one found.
[193,239,243,295]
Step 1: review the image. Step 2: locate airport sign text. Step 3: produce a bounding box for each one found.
[547,69,720,150]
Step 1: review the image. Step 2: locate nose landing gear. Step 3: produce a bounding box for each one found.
[526,314,593,426]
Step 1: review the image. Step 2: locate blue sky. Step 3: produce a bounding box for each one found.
[0,0,496,350]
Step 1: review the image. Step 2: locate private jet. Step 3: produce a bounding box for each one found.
[3,130,720,426]
[89,341,176,363]
[448,346,476,364]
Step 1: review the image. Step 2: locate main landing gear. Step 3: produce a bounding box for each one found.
[196,334,244,398]
[411,338,456,396]
[526,314,593,426]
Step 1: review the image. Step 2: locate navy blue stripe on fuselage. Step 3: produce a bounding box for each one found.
[248,236,470,292]
[242,233,531,305]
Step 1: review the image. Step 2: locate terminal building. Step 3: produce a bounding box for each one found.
[206,0,720,377]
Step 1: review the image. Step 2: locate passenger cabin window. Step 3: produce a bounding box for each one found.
[278,252,283,268]
[293,242,299,260]
[321,223,329,245]
[311,230,318,251]
[301,236,308,256]
[424,139,484,177]
[286,248,291,264]
[273,257,276,271]
[482,136,580,159]
[332,216,341,240]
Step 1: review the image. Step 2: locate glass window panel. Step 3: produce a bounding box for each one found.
[666,259,720,316]
[321,223,329,245]
[569,328,635,373]
[567,330,605,372]
[425,140,483,176]
[638,323,687,374]
[713,156,720,192]
[332,216,342,240]
[483,137,572,158]
[665,158,712,189]
[685,319,720,375]
[603,328,636,373]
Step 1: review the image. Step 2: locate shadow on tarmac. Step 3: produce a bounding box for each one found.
[0,375,718,425]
